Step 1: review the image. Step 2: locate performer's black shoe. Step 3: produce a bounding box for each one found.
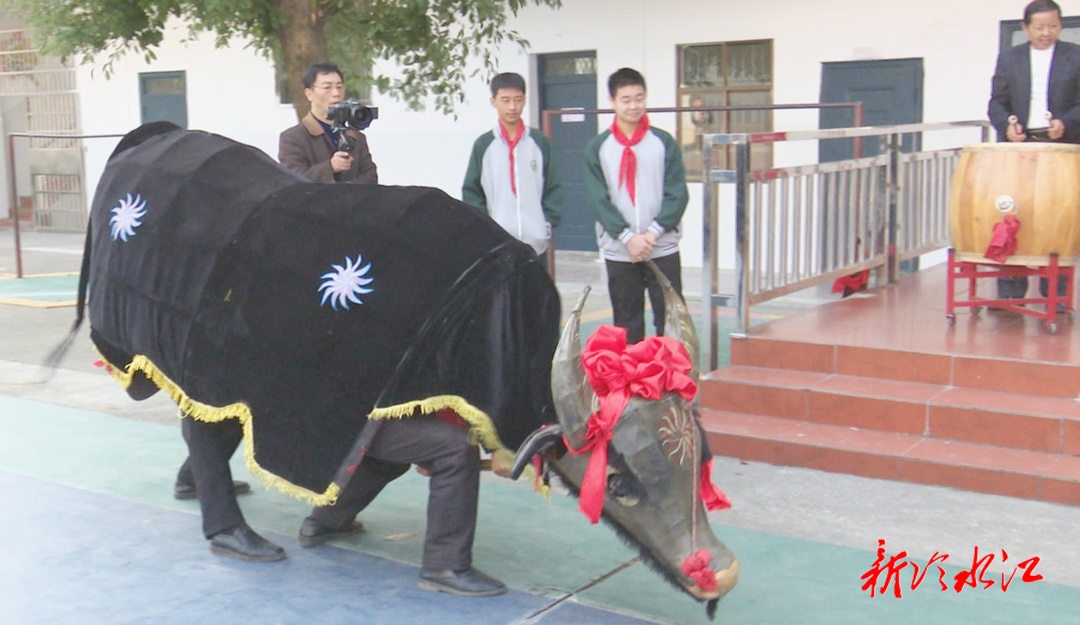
[297,516,364,548]
[174,480,252,500]
[209,524,285,562]
[418,567,507,597]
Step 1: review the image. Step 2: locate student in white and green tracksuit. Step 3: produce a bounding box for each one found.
[585,67,689,344]
[462,72,561,255]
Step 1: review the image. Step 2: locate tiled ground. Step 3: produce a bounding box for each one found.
[3,232,1080,623]
[3,393,1080,625]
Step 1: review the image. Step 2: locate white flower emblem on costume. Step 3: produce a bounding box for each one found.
[109,193,148,241]
[319,255,375,310]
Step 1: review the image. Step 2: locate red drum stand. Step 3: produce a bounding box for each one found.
[946,248,1075,334]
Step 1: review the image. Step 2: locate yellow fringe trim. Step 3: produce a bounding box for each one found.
[369,394,510,454]
[369,395,546,493]
[100,353,340,506]
[100,355,549,504]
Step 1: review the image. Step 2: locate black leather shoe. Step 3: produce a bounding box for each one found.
[418,567,507,597]
[174,480,252,500]
[209,524,286,562]
[297,516,364,548]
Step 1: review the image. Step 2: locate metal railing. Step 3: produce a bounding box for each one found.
[540,102,864,146]
[7,131,125,278]
[538,101,861,323]
[0,29,76,95]
[701,120,994,369]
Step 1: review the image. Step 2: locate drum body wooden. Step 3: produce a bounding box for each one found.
[948,142,1080,265]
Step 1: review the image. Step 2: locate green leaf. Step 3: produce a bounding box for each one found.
[1,0,562,116]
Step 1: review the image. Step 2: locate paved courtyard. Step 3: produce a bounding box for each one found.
[2,230,1078,624]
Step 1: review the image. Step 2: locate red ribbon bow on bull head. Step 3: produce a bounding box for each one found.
[573,325,731,524]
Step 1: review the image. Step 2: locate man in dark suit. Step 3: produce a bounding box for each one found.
[987,0,1080,305]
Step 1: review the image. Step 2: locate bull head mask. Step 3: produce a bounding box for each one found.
[514,262,739,604]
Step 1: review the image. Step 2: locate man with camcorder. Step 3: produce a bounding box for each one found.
[278,61,379,183]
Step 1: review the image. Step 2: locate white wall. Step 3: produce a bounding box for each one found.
[497,0,1042,268]
[0,96,31,215]
[78,20,297,207]
[75,0,1056,268]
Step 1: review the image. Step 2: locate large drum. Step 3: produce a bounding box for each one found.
[948,142,1080,265]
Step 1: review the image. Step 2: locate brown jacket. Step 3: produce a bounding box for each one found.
[278,112,378,183]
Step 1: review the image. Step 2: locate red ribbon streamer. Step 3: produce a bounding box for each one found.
[572,325,729,524]
[701,457,732,511]
[985,214,1021,263]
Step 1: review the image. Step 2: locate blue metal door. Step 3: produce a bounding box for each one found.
[819,59,923,162]
[539,52,598,252]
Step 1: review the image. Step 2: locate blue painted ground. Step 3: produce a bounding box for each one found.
[0,470,658,625]
[2,394,1078,624]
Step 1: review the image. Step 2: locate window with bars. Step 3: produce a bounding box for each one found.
[676,40,773,180]
[33,173,85,230]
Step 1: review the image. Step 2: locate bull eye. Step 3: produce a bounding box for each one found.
[606,473,642,507]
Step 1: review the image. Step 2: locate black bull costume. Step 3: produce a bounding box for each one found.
[62,123,739,607]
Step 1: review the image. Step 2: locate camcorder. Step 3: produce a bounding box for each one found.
[326,99,379,152]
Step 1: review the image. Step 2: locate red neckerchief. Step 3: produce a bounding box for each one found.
[611,114,650,205]
[499,122,525,196]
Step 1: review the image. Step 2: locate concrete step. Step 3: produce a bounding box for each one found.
[728,336,1080,398]
[700,365,1080,454]
[699,408,1080,507]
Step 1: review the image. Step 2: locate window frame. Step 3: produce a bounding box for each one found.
[999,15,1080,51]
[676,39,774,181]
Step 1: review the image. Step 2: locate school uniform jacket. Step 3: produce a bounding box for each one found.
[462,126,561,255]
[988,40,1080,143]
[585,126,689,262]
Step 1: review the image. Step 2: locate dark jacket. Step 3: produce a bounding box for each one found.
[988,40,1080,143]
[278,112,378,183]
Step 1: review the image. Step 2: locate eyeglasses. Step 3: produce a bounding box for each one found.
[313,83,345,92]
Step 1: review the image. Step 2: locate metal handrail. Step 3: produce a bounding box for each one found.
[540,102,865,364]
[6,131,125,278]
[709,120,993,145]
[541,102,864,141]
[701,119,994,369]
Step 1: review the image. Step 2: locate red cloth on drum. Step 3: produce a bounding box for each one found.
[985,215,1021,263]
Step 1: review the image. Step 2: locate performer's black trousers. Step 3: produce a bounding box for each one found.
[605,253,683,344]
[996,275,1068,299]
[179,417,245,538]
[310,414,480,571]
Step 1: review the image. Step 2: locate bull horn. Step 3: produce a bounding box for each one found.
[510,423,564,480]
[550,286,596,451]
[646,261,700,383]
